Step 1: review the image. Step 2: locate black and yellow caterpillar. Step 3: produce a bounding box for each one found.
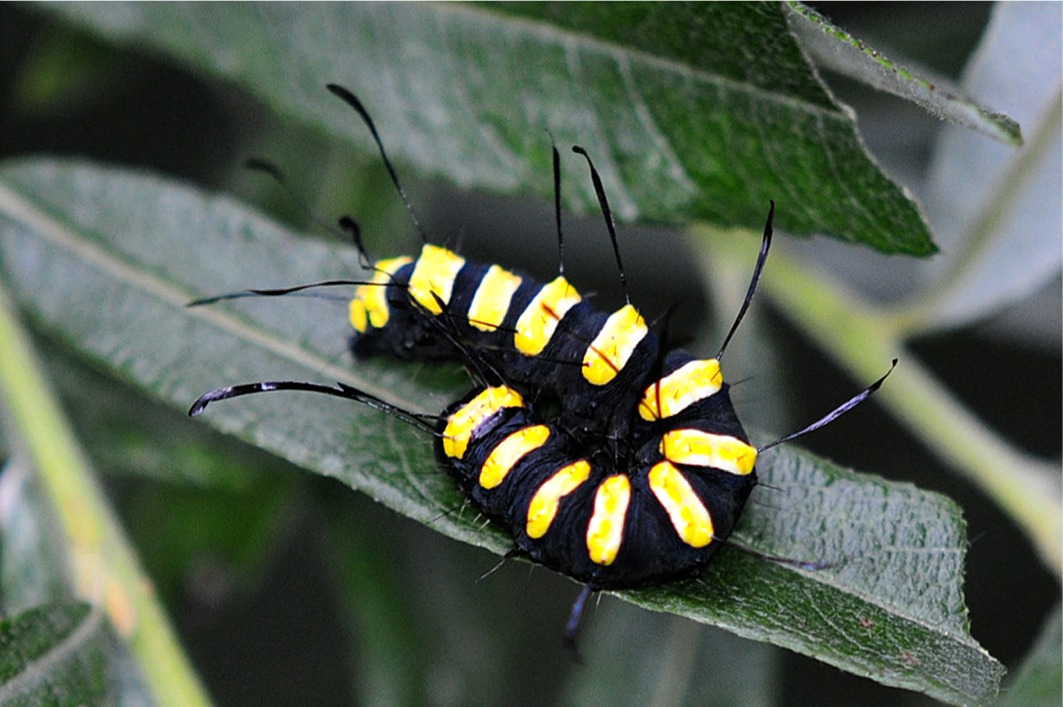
[438,384,756,590]
[191,379,756,590]
[189,84,892,642]
[347,240,735,445]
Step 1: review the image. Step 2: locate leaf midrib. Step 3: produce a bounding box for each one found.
[0,178,404,408]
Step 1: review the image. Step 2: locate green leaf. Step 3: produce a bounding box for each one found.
[785,2,1023,145]
[998,606,1062,707]
[0,602,111,706]
[40,2,934,254]
[0,464,157,705]
[0,159,1001,703]
[626,449,1003,705]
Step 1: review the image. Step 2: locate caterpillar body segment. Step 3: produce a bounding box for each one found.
[437,386,756,589]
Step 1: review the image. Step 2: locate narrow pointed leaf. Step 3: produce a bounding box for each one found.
[786,2,1022,145]
[41,2,934,254]
[0,159,1000,702]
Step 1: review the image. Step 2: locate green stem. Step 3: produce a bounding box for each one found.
[0,277,212,706]
[696,229,1062,580]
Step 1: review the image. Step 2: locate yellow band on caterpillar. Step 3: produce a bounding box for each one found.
[659,429,756,475]
[639,358,723,421]
[479,425,551,490]
[349,256,413,332]
[514,276,581,356]
[648,462,714,548]
[468,265,523,332]
[583,304,648,386]
[408,244,465,315]
[442,387,525,460]
[526,460,592,539]
[586,475,631,565]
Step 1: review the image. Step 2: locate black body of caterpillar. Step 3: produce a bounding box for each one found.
[348,243,664,444]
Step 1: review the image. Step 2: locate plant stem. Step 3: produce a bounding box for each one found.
[695,228,1062,580]
[0,276,212,707]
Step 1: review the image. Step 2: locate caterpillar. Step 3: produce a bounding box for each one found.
[335,84,773,448]
[189,368,892,642]
[188,83,895,641]
[190,380,754,590]
[196,84,768,448]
